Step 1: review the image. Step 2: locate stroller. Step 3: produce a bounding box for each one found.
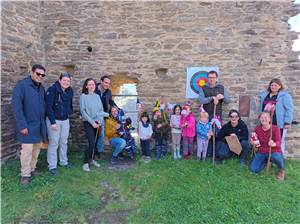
[117,109,137,159]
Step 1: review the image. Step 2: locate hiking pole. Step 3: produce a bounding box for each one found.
[212,103,217,165]
[91,124,100,161]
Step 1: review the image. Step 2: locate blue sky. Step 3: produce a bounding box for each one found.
[289,0,300,52]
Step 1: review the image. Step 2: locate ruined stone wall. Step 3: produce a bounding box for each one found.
[1,1,299,161]
[1,1,44,161]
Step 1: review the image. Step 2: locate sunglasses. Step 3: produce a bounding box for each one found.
[36,72,46,77]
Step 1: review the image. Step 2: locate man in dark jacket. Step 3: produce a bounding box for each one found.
[95,75,118,154]
[215,109,250,165]
[12,64,47,185]
[199,70,230,121]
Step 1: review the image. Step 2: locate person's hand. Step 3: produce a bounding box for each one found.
[268,140,276,147]
[116,123,121,129]
[92,123,100,129]
[51,124,58,131]
[157,124,162,128]
[230,133,236,137]
[284,124,291,129]
[216,94,224,100]
[213,96,219,105]
[20,128,28,135]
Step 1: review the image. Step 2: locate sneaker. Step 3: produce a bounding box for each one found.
[110,156,119,165]
[60,163,73,168]
[140,155,146,161]
[31,170,41,177]
[144,156,151,163]
[276,170,285,181]
[239,160,246,167]
[20,176,30,185]
[91,160,100,167]
[82,163,90,172]
[49,168,58,176]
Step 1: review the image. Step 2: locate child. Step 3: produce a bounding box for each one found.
[170,104,182,160]
[139,112,153,163]
[180,104,195,159]
[196,112,212,161]
[152,107,170,159]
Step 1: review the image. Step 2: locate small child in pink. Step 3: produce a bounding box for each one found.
[180,104,195,159]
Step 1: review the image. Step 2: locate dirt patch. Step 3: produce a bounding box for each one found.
[86,181,136,224]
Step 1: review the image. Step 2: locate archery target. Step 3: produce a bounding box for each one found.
[186,66,219,99]
[190,71,208,94]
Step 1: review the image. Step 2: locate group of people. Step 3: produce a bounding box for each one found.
[12,65,293,185]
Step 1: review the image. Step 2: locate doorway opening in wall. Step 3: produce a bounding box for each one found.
[112,82,138,140]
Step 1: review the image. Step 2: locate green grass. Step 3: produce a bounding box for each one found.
[1,148,300,223]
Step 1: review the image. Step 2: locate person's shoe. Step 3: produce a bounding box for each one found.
[177,150,182,159]
[214,159,223,164]
[239,160,246,167]
[20,176,30,185]
[173,151,178,160]
[31,170,41,177]
[91,160,100,167]
[49,168,58,176]
[276,170,285,181]
[144,156,151,163]
[110,156,119,165]
[60,163,73,168]
[183,154,189,160]
[82,163,90,172]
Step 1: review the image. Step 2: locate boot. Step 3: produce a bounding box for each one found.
[173,146,178,160]
[276,169,285,181]
[176,146,181,159]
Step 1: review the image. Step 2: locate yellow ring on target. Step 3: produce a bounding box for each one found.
[198,79,206,87]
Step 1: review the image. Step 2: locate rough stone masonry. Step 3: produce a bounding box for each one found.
[1,1,299,162]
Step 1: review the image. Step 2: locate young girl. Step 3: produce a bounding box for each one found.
[180,104,195,159]
[80,78,108,172]
[196,112,212,161]
[139,112,153,163]
[152,107,170,159]
[170,104,182,160]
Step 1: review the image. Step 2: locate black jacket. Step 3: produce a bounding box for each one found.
[96,87,118,113]
[217,119,249,143]
[46,81,73,124]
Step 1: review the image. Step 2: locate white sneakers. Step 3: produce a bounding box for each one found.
[82,160,100,172]
[92,160,100,167]
[82,163,90,172]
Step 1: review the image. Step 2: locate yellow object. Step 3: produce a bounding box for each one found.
[105,117,120,140]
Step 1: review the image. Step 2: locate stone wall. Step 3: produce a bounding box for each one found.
[1,1,299,161]
[1,1,44,161]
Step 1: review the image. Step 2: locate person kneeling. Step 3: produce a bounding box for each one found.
[215,109,250,165]
[105,106,126,165]
[249,112,285,181]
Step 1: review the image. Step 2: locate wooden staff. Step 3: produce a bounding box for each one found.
[212,103,217,165]
[92,125,100,160]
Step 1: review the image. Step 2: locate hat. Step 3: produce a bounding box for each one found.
[153,99,160,112]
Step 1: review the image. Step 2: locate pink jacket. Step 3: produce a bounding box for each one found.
[180,113,195,137]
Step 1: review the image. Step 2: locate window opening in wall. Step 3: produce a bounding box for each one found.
[113,83,138,138]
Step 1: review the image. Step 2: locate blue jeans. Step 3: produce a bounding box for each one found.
[96,122,105,153]
[140,139,151,157]
[109,137,126,157]
[216,140,250,162]
[250,152,284,173]
[154,137,168,159]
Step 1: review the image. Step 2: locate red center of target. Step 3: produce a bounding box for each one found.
[195,77,207,87]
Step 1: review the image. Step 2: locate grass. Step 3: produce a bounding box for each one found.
[1,147,300,223]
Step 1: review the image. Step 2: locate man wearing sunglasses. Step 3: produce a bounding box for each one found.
[214,109,250,166]
[12,64,47,185]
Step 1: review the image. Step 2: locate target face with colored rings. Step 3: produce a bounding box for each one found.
[190,71,208,93]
